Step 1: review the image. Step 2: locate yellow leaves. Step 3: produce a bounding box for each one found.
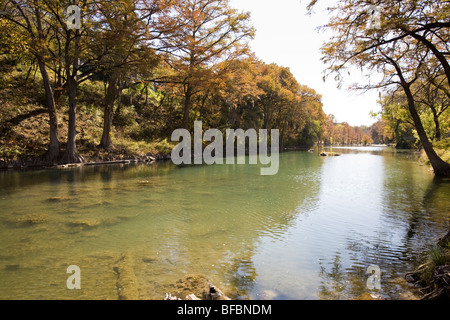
[0,19,30,55]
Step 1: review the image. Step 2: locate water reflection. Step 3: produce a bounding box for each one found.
[0,148,448,300]
[315,147,449,299]
[0,153,321,299]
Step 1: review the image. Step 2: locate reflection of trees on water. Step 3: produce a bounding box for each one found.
[228,256,258,299]
[382,162,450,264]
[151,152,323,298]
[316,154,450,300]
[318,252,375,300]
[421,176,450,228]
[1,152,323,299]
[318,255,346,299]
[0,162,163,194]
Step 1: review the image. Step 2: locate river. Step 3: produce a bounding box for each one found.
[0,146,449,299]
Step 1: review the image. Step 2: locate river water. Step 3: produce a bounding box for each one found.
[0,146,449,299]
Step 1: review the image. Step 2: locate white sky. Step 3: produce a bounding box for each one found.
[229,0,382,126]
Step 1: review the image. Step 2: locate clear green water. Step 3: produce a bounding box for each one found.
[0,147,449,299]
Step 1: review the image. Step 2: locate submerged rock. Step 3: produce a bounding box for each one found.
[320,152,341,157]
[165,274,211,300]
[67,218,101,229]
[164,274,231,300]
[44,197,69,203]
[4,264,20,271]
[67,217,123,230]
[114,252,139,300]
[5,214,48,227]
[18,214,48,225]
[142,257,157,263]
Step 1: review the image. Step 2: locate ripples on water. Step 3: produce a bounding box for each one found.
[0,146,449,300]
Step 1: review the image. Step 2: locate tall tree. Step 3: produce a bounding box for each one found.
[158,0,255,130]
[413,75,450,141]
[27,0,89,163]
[310,0,450,176]
[60,2,83,163]
[1,0,60,161]
[92,0,164,150]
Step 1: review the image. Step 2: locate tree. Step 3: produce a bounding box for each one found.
[60,2,83,163]
[310,0,450,176]
[91,0,165,150]
[362,134,373,146]
[252,62,324,149]
[413,77,450,141]
[23,0,90,164]
[158,0,255,130]
[1,0,60,161]
[196,56,263,129]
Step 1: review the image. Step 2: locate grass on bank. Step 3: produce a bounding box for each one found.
[407,232,450,300]
[418,138,450,169]
[417,244,450,283]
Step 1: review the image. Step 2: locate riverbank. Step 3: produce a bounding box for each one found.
[1,145,448,300]
[405,229,450,300]
[419,139,450,170]
[0,150,173,171]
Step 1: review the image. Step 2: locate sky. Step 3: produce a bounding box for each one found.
[229,0,382,127]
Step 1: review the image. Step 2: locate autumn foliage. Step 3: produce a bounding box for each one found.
[0,0,331,164]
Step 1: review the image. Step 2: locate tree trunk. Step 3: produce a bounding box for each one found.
[38,61,60,162]
[99,72,120,150]
[61,76,84,163]
[115,80,124,118]
[394,119,402,147]
[387,54,450,176]
[280,125,285,151]
[407,31,450,90]
[33,5,60,162]
[183,84,193,130]
[431,109,441,141]
[404,85,450,176]
[61,30,84,164]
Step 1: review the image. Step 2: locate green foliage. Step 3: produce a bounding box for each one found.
[115,106,140,128]
[429,244,447,268]
[434,138,450,151]
[0,144,27,161]
[154,139,175,155]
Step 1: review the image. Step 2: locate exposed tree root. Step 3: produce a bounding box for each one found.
[405,230,450,300]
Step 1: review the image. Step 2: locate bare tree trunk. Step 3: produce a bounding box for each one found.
[431,108,441,141]
[29,4,60,162]
[404,85,450,176]
[38,61,60,162]
[183,84,193,130]
[386,54,450,176]
[61,76,83,163]
[99,71,120,150]
[61,29,84,164]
